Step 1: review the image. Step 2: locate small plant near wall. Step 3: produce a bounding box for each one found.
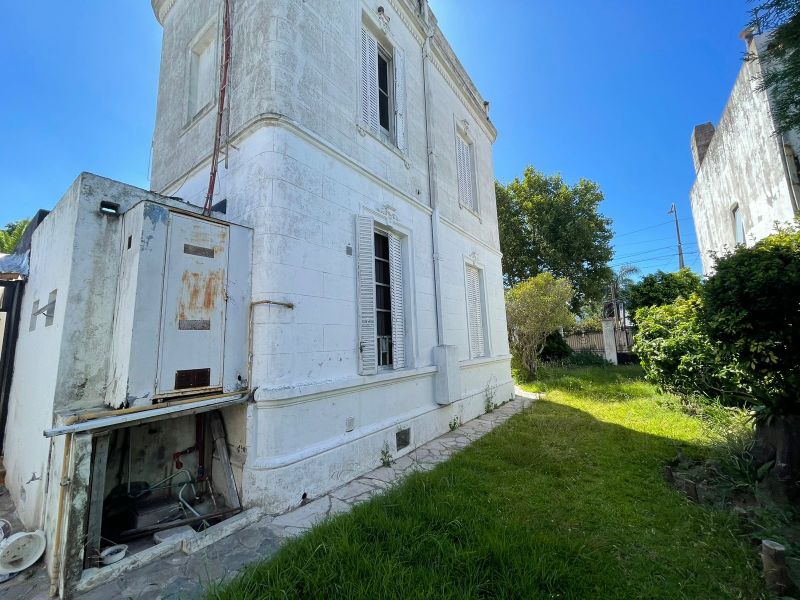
[484,379,498,414]
[379,441,393,468]
[448,416,460,431]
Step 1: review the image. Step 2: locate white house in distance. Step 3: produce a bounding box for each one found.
[690,29,800,275]
[0,0,511,594]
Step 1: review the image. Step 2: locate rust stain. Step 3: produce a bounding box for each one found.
[177,269,221,322]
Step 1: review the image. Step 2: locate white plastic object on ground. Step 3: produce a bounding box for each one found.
[0,529,46,575]
[99,544,128,566]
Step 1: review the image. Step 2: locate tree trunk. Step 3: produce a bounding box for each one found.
[755,415,800,499]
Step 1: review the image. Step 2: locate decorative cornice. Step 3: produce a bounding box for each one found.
[151,0,177,25]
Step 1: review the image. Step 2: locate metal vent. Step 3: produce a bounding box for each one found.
[174,368,211,390]
[395,428,410,451]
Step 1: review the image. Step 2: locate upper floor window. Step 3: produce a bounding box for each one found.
[456,132,477,213]
[733,204,745,245]
[361,26,407,153]
[188,25,217,120]
[356,216,407,374]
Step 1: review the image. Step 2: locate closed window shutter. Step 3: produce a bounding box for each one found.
[361,27,379,135]
[356,216,377,375]
[457,136,475,211]
[466,265,485,358]
[388,232,405,369]
[393,49,407,154]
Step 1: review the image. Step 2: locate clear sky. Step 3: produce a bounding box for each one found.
[1,1,751,275]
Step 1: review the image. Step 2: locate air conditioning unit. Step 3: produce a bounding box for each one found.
[105,202,251,408]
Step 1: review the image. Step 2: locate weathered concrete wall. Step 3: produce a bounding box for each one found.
[690,44,797,275]
[3,178,80,527]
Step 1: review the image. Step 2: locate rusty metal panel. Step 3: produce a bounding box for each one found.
[157,214,228,395]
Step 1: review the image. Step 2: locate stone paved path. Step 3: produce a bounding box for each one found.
[6,391,537,600]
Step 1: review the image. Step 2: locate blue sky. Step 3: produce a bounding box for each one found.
[1,1,751,275]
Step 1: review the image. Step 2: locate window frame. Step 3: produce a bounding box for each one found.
[377,44,395,143]
[732,204,745,245]
[463,260,489,359]
[185,19,219,126]
[455,123,480,217]
[374,229,394,369]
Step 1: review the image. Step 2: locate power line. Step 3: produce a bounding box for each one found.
[611,250,699,267]
[613,217,693,239]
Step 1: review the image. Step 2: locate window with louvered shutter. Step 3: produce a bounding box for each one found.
[466,264,486,358]
[356,216,377,375]
[361,27,379,136]
[388,232,405,369]
[456,134,476,212]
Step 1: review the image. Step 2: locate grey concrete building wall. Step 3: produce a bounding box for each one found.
[690,37,797,275]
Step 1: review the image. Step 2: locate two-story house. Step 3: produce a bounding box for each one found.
[0,0,511,594]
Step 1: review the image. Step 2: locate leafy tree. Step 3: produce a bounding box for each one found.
[624,268,703,320]
[748,0,800,133]
[505,273,575,374]
[496,168,613,312]
[0,220,29,254]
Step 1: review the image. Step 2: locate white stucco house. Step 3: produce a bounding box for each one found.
[0,0,511,595]
[690,29,800,275]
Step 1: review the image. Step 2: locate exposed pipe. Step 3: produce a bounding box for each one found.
[203,0,233,215]
[420,1,445,346]
[247,299,294,385]
[49,432,72,597]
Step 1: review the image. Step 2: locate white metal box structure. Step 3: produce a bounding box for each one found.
[106,202,251,408]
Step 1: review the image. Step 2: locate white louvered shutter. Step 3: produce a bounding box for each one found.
[388,232,405,369]
[361,28,379,135]
[456,135,475,211]
[356,216,377,375]
[466,265,485,358]
[393,49,407,154]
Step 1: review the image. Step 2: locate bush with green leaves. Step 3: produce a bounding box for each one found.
[506,273,575,373]
[702,227,800,418]
[634,294,749,405]
[540,331,573,363]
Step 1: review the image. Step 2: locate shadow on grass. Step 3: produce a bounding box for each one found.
[204,397,767,600]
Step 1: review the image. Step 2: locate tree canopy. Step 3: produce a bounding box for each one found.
[0,221,29,254]
[623,268,703,320]
[496,167,613,312]
[749,0,800,133]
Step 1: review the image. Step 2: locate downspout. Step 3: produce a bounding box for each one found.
[421,1,445,346]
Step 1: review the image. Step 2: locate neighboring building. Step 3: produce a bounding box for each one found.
[0,1,512,594]
[689,29,800,275]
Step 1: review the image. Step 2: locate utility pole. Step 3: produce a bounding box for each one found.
[668,203,685,270]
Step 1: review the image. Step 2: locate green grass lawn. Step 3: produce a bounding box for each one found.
[207,366,767,599]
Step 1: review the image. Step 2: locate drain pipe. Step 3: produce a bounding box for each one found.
[421,1,445,346]
[49,432,72,597]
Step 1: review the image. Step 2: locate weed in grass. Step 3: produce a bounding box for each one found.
[379,441,393,468]
[484,379,497,413]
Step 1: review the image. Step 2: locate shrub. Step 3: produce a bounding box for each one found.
[506,273,575,373]
[634,295,749,405]
[702,227,800,418]
[540,331,573,362]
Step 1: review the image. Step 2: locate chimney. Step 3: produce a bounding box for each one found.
[691,123,715,173]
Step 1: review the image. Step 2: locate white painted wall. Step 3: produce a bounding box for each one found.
[149,0,513,513]
[690,38,798,275]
